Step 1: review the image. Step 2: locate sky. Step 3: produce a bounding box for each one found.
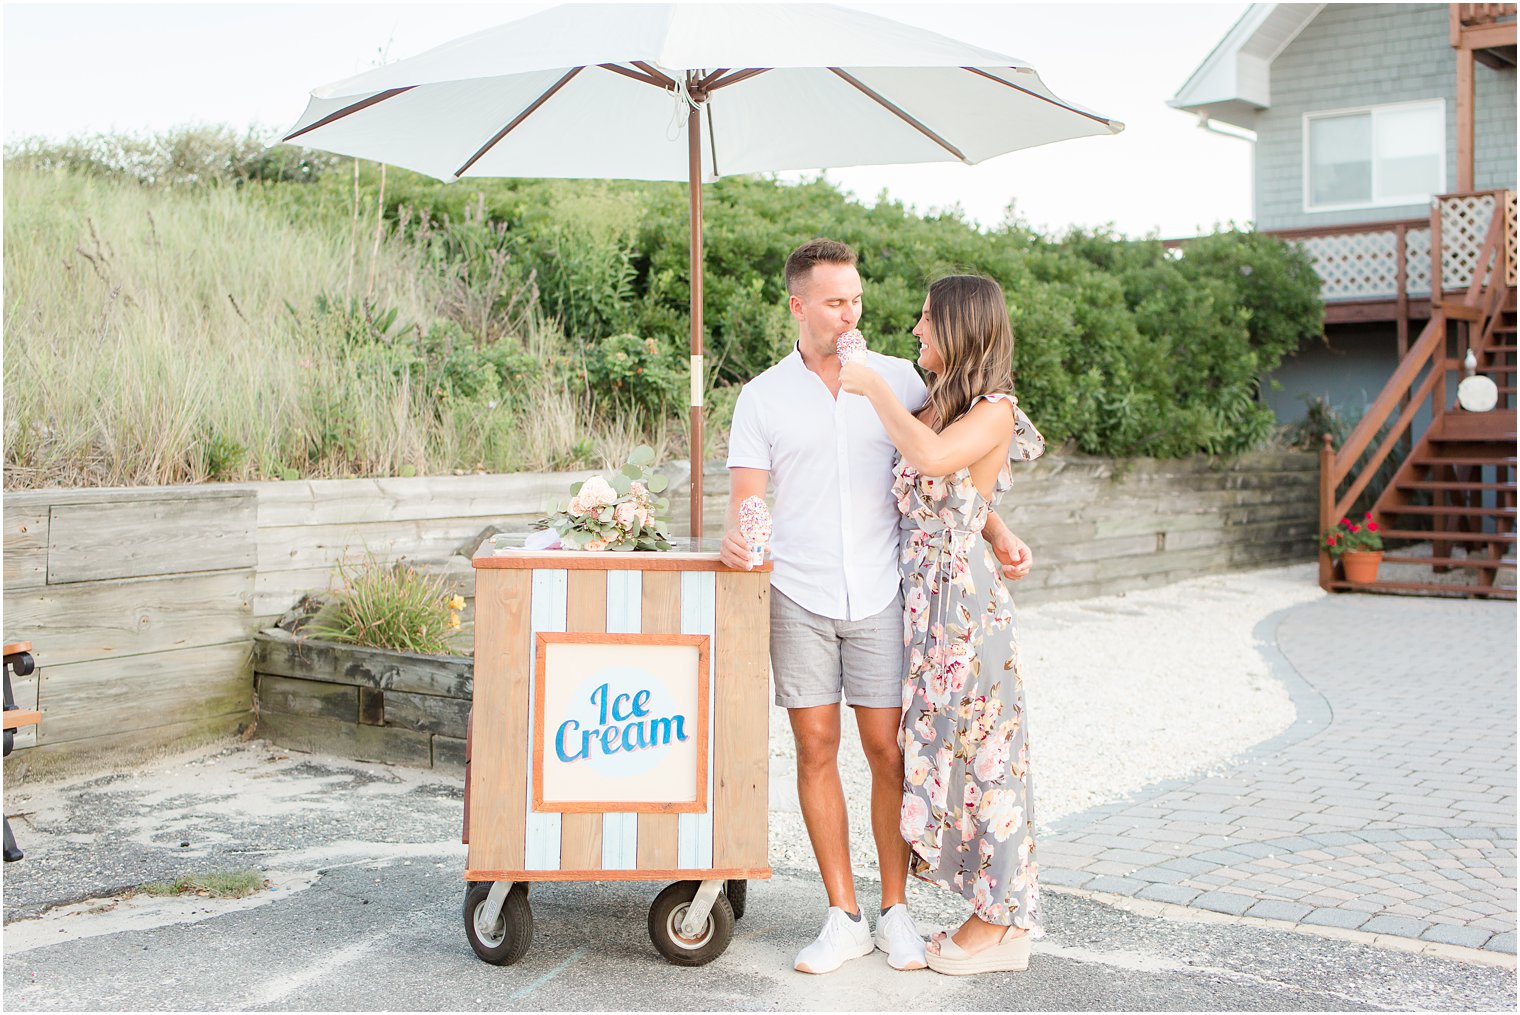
[2,1,1255,238]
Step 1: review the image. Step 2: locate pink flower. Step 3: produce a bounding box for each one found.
[974,735,1012,783]
[578,475,616,509]
[583,538,608,552]
[900,793,929,840]
[614,502,638,530]
[973,872,996,912]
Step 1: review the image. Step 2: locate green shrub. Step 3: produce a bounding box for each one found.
[5,127,1328,486]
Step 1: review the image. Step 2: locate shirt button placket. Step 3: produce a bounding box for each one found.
[837,399,854,620]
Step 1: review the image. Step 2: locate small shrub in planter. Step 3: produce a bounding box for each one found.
[304,553,468,656]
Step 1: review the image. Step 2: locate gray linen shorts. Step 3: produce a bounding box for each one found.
[769,588,905,710]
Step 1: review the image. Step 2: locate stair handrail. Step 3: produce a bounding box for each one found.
[1320,195,1509,539]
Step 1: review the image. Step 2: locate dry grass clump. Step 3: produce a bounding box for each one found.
[138,870,269,899]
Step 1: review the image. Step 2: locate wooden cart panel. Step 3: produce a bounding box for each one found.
[466,564,769,881]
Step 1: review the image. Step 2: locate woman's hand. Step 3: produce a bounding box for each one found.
[839,358,883,397]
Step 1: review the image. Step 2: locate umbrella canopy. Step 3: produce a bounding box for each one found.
[282,3,1123,536]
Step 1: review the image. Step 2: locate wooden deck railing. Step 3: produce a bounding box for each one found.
[1456,3,1516,27]
[1317,195,1511,586]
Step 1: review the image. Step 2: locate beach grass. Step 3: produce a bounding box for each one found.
[3,167,678,488]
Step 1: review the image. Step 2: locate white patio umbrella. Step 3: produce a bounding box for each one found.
[281,2,1122,538]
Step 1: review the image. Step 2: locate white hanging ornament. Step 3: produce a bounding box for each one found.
[1457,347,1497,412]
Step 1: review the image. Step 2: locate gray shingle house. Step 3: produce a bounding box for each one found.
[1171,2,1515,423]
[1174,4,1516,599]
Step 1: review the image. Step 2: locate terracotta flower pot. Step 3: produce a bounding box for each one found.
[1341,550,1383,584]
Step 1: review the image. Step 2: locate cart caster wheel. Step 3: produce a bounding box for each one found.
[649,880,734,966]
[465,881,532,965]
[725,879,747,920]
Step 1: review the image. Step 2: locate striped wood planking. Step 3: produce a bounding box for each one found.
[558,569,606,870]
[637,570,685,869]
[600,570,641,870]
[524,569,567,870]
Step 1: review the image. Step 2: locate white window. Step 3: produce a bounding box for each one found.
[1304,101,1445,212]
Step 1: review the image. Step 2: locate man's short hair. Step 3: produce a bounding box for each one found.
[785,239,858,296]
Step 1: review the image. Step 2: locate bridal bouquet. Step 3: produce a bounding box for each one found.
[541,445,675,551]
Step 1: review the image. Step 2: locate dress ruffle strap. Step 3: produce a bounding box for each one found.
[976,392,1046,463]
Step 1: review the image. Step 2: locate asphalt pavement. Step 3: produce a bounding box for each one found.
[2,743,1514,1011]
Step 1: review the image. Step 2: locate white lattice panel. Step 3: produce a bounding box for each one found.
[1296,231,1402,300]
[1439,193,1498,290]
[1405,227,1432,297]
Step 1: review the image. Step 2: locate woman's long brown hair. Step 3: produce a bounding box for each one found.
[923,275,1015,433]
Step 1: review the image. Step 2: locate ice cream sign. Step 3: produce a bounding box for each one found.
[533,633,709,813]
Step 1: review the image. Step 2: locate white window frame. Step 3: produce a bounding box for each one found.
[1302,99,1446,214]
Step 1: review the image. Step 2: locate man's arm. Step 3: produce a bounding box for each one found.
[982,511,1033,582]
[719,468,769,569]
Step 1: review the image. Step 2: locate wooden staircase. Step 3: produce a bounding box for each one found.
[1319,191,1518,599]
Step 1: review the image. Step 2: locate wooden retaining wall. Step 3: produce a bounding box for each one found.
[677,450,1320,605]
[252,630,472,769]
[3,486,258,756]
[4,450,1316,761]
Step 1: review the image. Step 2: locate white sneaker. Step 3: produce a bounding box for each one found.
[794,906,874,974]
[874,904,928,970]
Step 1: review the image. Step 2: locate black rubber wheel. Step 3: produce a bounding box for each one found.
[464,881,532,965]
[648,881,734,966]
[725,879,747,920]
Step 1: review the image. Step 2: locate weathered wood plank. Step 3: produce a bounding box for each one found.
[9,672,39,749]
[256,518,498,574]
[252,473,596,527]
[36,642,252,745]
[383,689,470,737]
[433,734,466,769]
[5,485,257,510]
[6,570,254,666]
[252,630,472,698]
[714,571,769,869]
[48,494,256,583]
[260,710,434,768]
[7,712,247,767]
[559,570,607,872]
[256,674,358,722]
[467,568,531,873]
[4,508,48,591]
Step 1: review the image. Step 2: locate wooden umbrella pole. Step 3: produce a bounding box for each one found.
[687,88,705,541]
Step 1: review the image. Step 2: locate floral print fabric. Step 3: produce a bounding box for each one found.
[895,392,1046,931]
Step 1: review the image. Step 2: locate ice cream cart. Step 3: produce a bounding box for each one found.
[463,545,771,966]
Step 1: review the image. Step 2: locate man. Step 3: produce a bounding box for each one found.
[720,238,1033,974]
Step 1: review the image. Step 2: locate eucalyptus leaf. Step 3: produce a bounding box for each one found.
[648,474,668,493]
[627,445,655,467]
[610,472,632,496]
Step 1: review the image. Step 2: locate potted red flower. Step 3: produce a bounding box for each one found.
[1320,512,1385,583]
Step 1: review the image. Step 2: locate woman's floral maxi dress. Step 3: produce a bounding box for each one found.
[895,392,1046,931]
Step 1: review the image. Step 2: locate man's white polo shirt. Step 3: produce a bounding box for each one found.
[726,345,928,622]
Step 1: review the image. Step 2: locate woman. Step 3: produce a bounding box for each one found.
[839,274,1045,975]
